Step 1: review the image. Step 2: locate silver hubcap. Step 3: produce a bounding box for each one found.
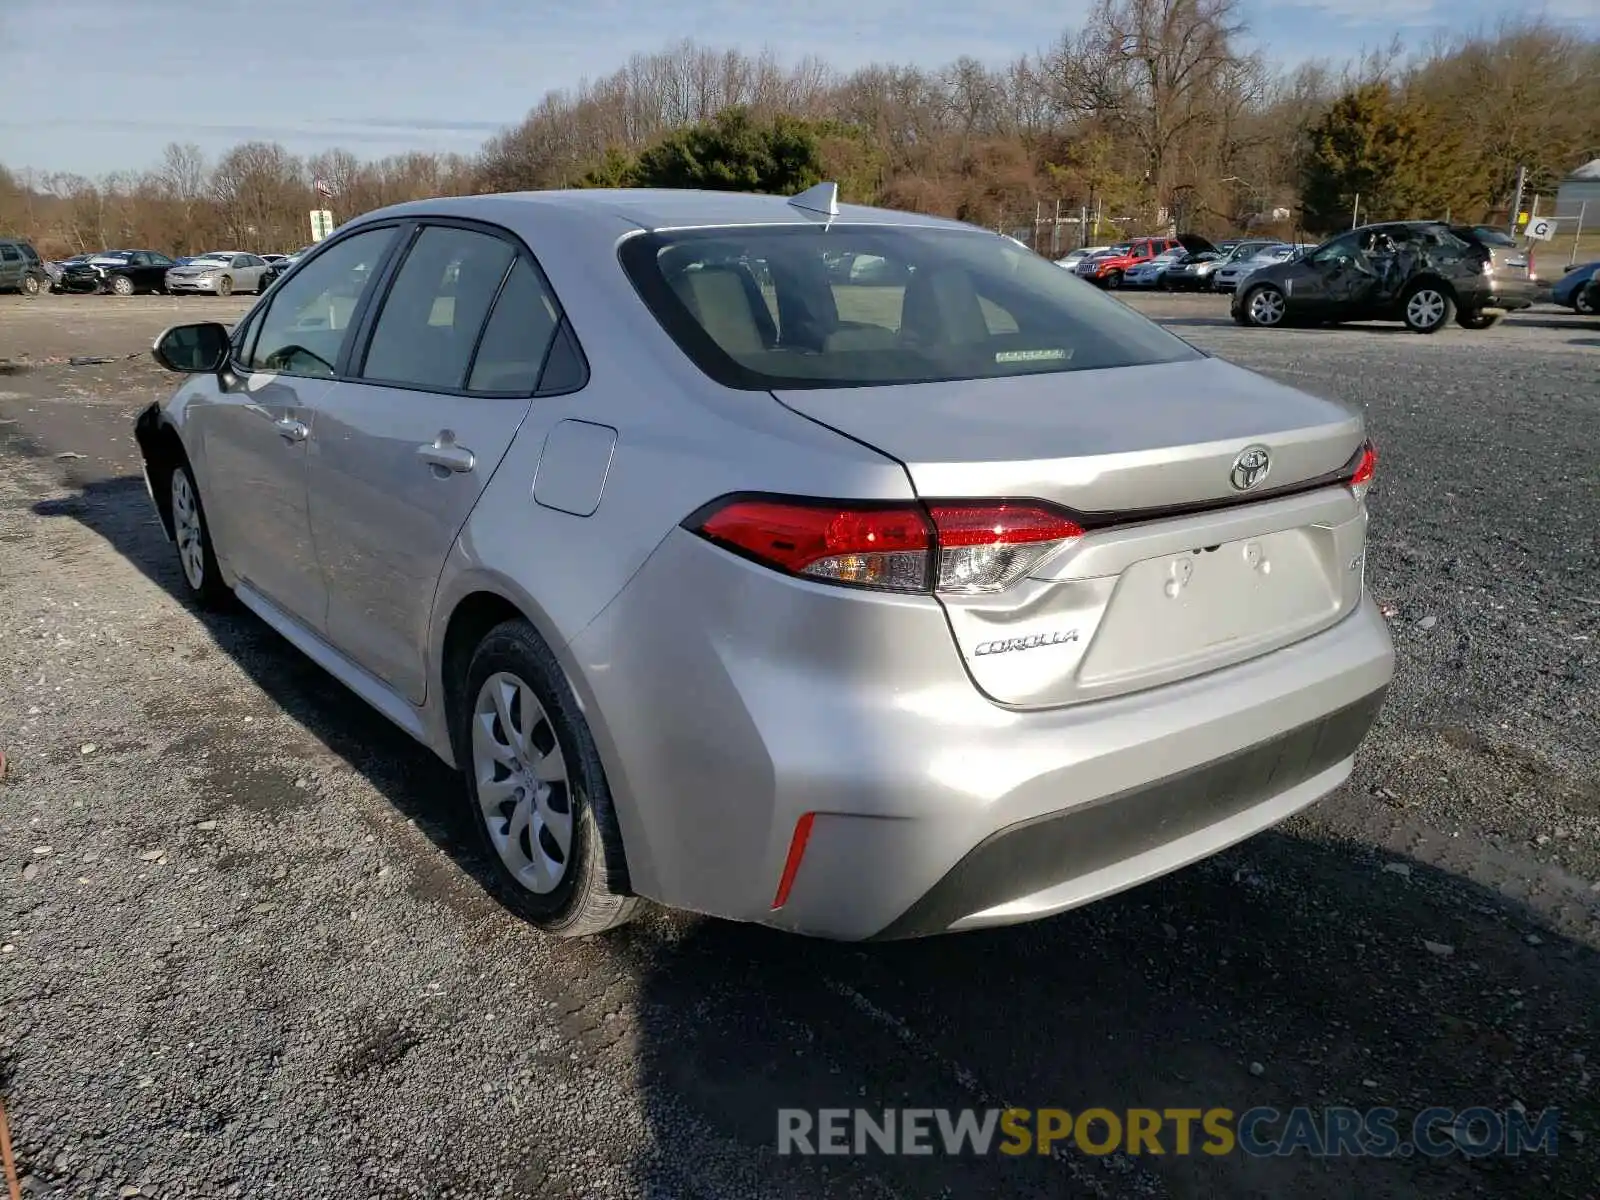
[1577,293,1595,314]
[170,470,205,590]
[113,277,132,294]
[1249,288,1285,325]
[1408,289,1445,327]
[472,672,573,894]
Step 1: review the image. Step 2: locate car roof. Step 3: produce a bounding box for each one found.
[357,188,977,236]
[1357,220,1446,233]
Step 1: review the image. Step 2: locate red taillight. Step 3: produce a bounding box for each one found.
[692,497,1083,595]
[1349,440,1377,500]
[928,503,1085,594]
[698,500,933,591]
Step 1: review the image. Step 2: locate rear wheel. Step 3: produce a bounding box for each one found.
[1456,310,1503,331]
[457,620,639,938]
[110,274,135,296]
[1241,283,1287,328]
[1402,284,1454,334]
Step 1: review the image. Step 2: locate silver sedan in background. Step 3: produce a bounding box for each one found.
[164,251,273,296]
[133,185,1394,942]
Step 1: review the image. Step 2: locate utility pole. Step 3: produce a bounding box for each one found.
[1080,205,1088,250]
[1507,165,1527,236]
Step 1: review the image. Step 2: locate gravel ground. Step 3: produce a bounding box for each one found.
[0,292,1596,1199]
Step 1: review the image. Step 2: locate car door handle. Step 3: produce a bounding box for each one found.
[274,418,308,442]
[417,438,475,474]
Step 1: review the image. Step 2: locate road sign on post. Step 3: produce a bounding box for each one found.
[309,210,335,242]
[1523,216,1556,242]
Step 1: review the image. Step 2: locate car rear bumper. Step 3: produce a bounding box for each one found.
[1483,280,1536,311]
[570,530,1396,940]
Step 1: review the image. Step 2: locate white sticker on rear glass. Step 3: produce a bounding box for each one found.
[995,348,1071,363]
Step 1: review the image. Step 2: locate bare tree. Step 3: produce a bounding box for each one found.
[1049,0,1253,225]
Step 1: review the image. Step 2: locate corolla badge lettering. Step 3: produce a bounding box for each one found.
[974,629,1080,656]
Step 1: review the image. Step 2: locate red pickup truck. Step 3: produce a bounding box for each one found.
[1074,235,1209,289]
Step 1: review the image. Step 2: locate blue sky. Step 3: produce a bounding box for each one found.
[2,0,1595,177]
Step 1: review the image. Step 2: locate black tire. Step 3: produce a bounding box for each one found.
[216,275,233,297]
[109,274,135,296]
[1574,286,1596,315]
[1402,282,1455,334]
[20,274,41,297]
[167,457,233,610]
[1104,269,1123,290]
[456,619,639,938]
[1239,283,1288,328]
[1456,310,1503,331]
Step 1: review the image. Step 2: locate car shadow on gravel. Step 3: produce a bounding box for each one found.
[33,475,1600,1200]
[620,832,1600,1199]
[1503,315,1598,331]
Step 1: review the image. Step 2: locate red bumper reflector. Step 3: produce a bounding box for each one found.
[771,812,817,909]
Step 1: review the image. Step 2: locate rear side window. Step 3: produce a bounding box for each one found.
[0,245,20,262]
[466,257,561,394]
[1452,225,1515,248]
[620,225,1200,390]
[361,225,516,391]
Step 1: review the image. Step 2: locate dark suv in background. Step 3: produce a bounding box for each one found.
[0,238,48,296]
[1232,221,1535,333]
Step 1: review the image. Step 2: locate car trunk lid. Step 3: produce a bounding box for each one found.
[771,356,1370,707]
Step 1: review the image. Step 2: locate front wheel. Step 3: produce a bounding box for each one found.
[20,274,41,297]
[169,460,232,609]
[216,275,233,297]
[1240,283,1288,328]
[1403,284,1454,334]
[110,274,135,296]
[457,620,639,937]
[1574,286,1596,315]
[1456,310,1503,331]
[1103,269,1123,290]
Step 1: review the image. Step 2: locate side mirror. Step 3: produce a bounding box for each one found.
[153,322,231,374]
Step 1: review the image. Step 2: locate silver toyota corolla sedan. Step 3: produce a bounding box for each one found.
[133,184,1394,941]
[164,251,274,296]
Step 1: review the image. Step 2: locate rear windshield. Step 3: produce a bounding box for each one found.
[1451,225,1516,248]
[619,224,1201,390]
